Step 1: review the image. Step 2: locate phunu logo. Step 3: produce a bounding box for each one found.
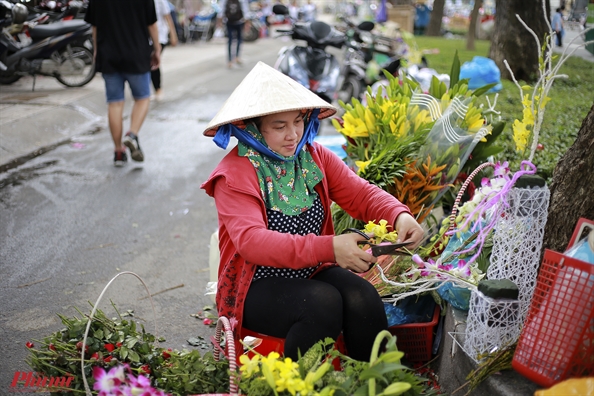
[10,372,74,392]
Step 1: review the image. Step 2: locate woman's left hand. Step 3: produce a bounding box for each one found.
[395,213,425,250]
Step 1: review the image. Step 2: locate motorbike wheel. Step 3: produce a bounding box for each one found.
[0,73,22,85]
[338,75,364,103]
[244,24,259,42]
[55,45,96,88]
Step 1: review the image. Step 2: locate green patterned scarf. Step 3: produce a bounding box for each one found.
[238,123,324,216]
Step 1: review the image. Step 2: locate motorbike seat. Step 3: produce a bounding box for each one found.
[29,20,89,40]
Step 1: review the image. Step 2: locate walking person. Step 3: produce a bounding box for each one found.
[151,0,179,101]
[201,62,424,361]
[552,6,565,47]
[85,0,160,166]
[218,0,250,68]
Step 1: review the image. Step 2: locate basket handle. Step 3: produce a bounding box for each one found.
[448,162,496,233]
[213,316,239,395]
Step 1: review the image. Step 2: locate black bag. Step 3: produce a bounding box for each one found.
[225,0,243,23]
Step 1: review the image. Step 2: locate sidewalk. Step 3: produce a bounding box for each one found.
[552,27,594,62]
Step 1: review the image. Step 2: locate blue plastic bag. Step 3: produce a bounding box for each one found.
[384,294,436,327]
[459,56,502,93]
[437,282,473,311]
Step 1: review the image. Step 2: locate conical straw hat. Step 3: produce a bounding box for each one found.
[203,61,337,137]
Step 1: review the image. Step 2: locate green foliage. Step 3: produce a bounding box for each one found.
[237,335,439,396]
[26,304,230,396]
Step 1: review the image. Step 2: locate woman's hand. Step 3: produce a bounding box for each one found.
[395,213,425,250]
[333,233,377,273]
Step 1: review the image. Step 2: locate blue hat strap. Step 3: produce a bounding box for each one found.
[212,108,321,161]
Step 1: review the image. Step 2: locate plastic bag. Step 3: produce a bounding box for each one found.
[459,56,502,93]
[437,282,473,311]
[384,293,436,327]
[214,26,225,38]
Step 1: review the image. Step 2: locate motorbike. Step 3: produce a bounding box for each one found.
[187,6,217,42]
[336,16,404,103]
[273,5,345,104]
[0,1,95,87]
[242,12,261,42]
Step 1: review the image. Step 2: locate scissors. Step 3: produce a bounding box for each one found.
[342,228,414,257]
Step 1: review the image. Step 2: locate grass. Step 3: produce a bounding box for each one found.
[411,36,594,182]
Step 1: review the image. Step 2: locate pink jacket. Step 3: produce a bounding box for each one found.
[201,143,411,336]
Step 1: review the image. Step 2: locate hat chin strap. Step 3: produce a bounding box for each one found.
[213,109,321,162]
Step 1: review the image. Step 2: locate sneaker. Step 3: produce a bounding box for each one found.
[123,132,144,162]
[114,150,128,167]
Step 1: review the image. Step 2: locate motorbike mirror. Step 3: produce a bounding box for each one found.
[358,21,375,32]
[272,4,288,15]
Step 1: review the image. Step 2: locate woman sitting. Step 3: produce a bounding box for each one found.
[201,62,424,361]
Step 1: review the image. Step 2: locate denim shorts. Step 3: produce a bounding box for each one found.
[102,72,151,103]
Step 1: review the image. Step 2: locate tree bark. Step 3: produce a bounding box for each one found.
[426,0,444,36]
[467,0,482,50]
[542,103,594,253]
[489,0,550,82]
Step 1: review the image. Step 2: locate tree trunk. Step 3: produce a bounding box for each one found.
[542,103,594,253]
[489,0,550,82]
[426,0,444,36]
[467,0,482,50]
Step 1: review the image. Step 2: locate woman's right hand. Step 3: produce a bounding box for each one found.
[332,233,377,273]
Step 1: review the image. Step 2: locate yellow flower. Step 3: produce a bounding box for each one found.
[355,160,372,175]
[512,119,531,152]
[364,108,377,134]
[363,220,398,242]
[341,112,369,138]
[522,107,535,126]
[239,354,261,378]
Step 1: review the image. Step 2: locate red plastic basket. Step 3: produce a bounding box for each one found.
[512,219,594,387]
[388,305,440,362]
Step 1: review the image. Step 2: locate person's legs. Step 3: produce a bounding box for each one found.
[103,73,128,165]
[226,22,234,66]
[235,22,244,62]
[123,72,151,162]
[312,267,388,361]
[243,277,343,360]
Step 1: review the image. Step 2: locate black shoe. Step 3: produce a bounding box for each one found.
[123,132,144,162]
[114,150,128,167]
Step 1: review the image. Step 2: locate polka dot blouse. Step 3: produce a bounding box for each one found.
[253,195,325,281]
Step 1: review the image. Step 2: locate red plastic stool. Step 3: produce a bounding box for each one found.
[235,327,347,370]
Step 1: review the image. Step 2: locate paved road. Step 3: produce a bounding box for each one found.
[0,33,330,393]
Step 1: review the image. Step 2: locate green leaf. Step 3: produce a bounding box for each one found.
[128,350,140,362]
[449,50,460,87]
[471,82,498,97]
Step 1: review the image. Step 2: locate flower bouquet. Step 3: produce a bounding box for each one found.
[331,53,504,235]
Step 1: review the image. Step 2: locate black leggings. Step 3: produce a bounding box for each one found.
[151,44,166,91]
[243,266,388,361]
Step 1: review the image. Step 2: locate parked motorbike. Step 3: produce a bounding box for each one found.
[187,7,217,42]
[242,12,261,42]
[0,1,95,87]
[336,16,404,103]
[273,5,345,104]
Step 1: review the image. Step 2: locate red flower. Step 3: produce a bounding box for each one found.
[140,365,151,375]
[49,343,56,351]
[91,352,99,360]
[162,349,171,360]
[104,343,115,352]
[203,318,213,326]
[26,342,34,348]
[76,341,89,355]
[116,342,122,348]
[103,355,113,363]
